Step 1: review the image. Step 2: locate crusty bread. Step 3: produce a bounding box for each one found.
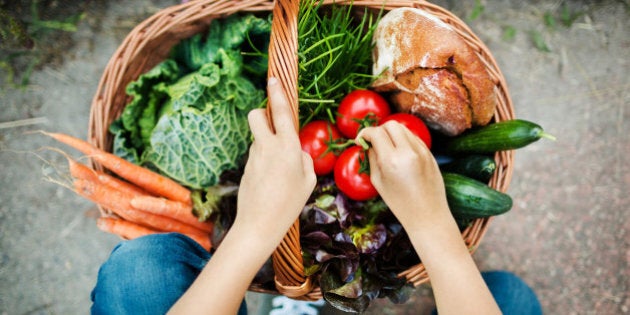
[371,7,497,136]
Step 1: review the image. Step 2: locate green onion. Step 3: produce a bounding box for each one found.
[297,0,382,125]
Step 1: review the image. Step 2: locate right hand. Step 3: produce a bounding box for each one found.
[357,121,451,229]
[358,122,503,315]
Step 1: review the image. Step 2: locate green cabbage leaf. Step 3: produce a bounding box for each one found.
[143,62,261,189]
[109,13,270,189]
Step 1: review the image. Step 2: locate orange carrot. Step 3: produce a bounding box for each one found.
[96,173,150,197]
[44,132,191,205]
[96,217,211,251]
[66,155,98,182]
[181,230,212,251]
[74,178,134,211]
[74,178,209,242]
[97,217,158,239]
[66,155,149,197]
[130,196,213,233]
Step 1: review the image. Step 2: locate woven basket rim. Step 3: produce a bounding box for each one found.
[87,0,515,301]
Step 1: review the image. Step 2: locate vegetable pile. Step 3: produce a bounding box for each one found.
[46,2,555,313]
[43,132,213,251]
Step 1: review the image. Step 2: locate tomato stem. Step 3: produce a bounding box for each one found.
[353,113,378,133]
[326,139,354,153]
[326,136,371,154]
[358,149,371,175]
[356,137,370,150]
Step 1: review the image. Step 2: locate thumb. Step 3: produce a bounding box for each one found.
[267,77,297,134]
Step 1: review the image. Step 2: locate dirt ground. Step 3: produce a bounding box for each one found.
[1,0,628,314]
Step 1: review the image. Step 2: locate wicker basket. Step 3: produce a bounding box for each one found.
[88,0,514,301]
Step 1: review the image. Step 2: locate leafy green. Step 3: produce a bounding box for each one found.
[321,268,370,313]
[119,59,181,150]
[171,14,271,77]
[300,186,421,313]
[191,184,239,222]
[110,13,270,189]
[347,224,387,254]
[142,63,261,189]
[110,119,140,164]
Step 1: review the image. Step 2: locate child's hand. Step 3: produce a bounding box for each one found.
[357,122,503,315]
[235,78,316,242]
[169,79,315,314]
[357,121,451,229]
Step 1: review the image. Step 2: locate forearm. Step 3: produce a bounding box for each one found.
[356,122,499,313]
[406,212,501,315]
[169,224,280,315]
[168,77,315,314]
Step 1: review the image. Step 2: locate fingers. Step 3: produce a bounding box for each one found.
[356,126,394,157]
[366,148,381,182]
[385,121,428,154]
[250,77,299,140]
[380,121,409,148]
[301,151,316,183]
[247,108,272,140]
[267,77,297,134]
[359,121,427,155]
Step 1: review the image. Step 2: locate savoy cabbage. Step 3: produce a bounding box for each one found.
[110,13,270,189]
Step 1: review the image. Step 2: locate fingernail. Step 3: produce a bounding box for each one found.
[268,77,278,86]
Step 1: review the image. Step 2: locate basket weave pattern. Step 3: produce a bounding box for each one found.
[88,0,514,300]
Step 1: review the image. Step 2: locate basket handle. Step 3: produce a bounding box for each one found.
[267,0,315,298]
[267,0,300,131]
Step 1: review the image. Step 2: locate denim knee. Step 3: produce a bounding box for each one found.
[91,233,210,315]
[431,271,542,315]
[482,271,542,315]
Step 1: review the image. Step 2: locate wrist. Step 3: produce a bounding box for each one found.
[401,205,454,234]
[404,210,470,260]
[228,220,286,254]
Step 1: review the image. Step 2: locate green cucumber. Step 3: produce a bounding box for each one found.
[440,155,496,182]
[443,172,512,220]
[446,119,555,153]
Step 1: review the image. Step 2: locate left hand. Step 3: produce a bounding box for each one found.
[235,77,316,243]
[169,78,316,315]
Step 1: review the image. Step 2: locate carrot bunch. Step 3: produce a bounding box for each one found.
[44,132,213,251]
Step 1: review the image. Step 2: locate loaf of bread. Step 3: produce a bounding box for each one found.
[371,7,497,136]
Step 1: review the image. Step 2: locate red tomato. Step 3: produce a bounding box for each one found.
[336,90,391,138]
[380,113,432,149]
[334,146,378,201]
[299,120,342,176]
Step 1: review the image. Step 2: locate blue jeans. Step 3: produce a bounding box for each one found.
[479,271,543,315]
[90,233,247,315]
[91,233,541,314]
